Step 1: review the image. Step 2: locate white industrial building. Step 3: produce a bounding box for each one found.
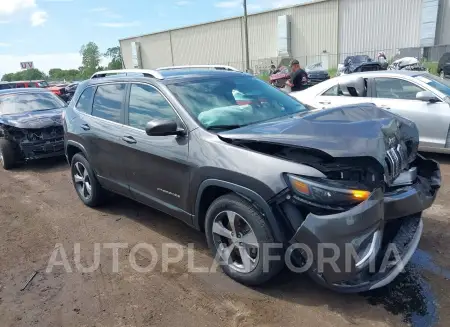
[119,0,450,71]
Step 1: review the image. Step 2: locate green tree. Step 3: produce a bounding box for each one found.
[80,41,101,78]
[104,46,123,70]
[1,68,46,81]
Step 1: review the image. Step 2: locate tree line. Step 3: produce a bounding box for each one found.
[1,42,123,82]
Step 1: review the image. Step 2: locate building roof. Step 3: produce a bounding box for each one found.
[119,0,327,41]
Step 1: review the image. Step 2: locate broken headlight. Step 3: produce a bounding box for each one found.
[286,174,371,206]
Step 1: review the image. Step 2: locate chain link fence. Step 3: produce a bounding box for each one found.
[215,44,450,77]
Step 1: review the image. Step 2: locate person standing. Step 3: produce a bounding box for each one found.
[286,59,308,92]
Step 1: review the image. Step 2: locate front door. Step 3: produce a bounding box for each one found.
[370,77,450,149]
[120,83,191,222]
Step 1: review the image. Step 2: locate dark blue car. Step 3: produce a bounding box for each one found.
[0,88,66,169]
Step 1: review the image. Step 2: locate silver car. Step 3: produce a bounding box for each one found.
[292,71,450,153]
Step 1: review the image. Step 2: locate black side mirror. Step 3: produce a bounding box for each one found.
[145,119,185,136]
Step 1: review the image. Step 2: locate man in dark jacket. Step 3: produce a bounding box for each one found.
[286,59,308,92]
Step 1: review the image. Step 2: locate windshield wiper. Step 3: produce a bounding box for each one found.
[206,124,245,131]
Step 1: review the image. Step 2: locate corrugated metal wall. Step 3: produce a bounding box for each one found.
[120,0,337,69]
[244,0,338,65]
[338,0,422,59]
[170,18,243,69]
[120,0,450,70]
[436,0,450,45]
[120,32,173,69]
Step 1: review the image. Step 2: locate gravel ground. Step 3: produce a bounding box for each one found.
[0,154,449,327]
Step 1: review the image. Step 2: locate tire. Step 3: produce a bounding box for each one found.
[70,153,105,207]
[0,139,17,170]
[205,193,284,286]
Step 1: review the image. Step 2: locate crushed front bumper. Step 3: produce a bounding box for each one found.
[288,157,440,293]
[20,138,65,160]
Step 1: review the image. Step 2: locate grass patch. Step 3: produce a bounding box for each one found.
[328,67,338,78]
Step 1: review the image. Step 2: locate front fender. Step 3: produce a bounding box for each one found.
[194,179,286,243]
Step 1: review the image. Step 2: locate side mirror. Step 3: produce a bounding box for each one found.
[416,91,440,103]
[145,119,185,137]
[339,77,366,97]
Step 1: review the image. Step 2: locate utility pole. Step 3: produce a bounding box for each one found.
[243,0,250,73]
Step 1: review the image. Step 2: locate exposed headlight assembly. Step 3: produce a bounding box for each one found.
[286,174,371,206]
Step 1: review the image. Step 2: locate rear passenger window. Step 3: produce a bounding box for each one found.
[92,84,126,123]
[322,85,344,96]
[75,87,94,113]
[128,83,178,130]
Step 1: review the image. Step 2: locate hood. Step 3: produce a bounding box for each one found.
[0,108,64,129]
[218,103,419,169]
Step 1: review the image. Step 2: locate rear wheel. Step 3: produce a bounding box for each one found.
[71,153,105,207]
[0,139,17,170]
[205,194,284,285]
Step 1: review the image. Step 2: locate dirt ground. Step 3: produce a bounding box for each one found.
[0,154,450,327]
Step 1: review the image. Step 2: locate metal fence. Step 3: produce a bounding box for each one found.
[215,44,450,76]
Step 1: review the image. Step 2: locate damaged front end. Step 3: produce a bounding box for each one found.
[219,104,441,292]
[0,124,65,160]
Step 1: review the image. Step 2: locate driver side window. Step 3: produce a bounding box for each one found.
[374,78,425,100]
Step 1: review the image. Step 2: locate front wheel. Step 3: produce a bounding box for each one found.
[0,139,17,170]
[205,194,284,286]
[70,153,105,207]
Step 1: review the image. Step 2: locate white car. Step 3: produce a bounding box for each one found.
[291,71,450,153]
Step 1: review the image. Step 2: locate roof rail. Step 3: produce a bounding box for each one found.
[156,65,240,72]
[90,69,164,80]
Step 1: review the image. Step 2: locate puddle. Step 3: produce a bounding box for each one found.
[362,249,448,327]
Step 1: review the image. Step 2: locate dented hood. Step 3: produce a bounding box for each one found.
[218,103,419,165]
[0,108,63,129]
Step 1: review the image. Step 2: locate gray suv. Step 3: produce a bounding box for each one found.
[63,68,441,292]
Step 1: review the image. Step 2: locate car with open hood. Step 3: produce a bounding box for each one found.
[64,67,440,292]
[0,88,66,169]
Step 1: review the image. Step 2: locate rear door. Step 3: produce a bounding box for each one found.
[119,83,191,222]
[76,83,130,196]
[370,77,450,149]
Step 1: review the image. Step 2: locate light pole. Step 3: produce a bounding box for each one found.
[243,0,250,73]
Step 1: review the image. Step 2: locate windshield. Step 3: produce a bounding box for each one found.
[414,73,450,97]
[0,92,65,115]
[37,81,49,88]
[167,76,309,130]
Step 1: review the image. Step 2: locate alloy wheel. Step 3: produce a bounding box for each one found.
[212,210,259,273]
[73,161,92,200]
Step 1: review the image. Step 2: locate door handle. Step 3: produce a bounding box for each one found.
[80,123,90,130]
[122,136,137,144]
[380,105,391,110]
[319,101,331,105]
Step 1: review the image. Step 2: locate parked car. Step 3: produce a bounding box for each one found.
[0,88,66,169]
[305,62,330,85]
[291,70,450,153]
[337,55,383,76]
[438,52,450,79]
[0,82,13,90]
[11,80,49,88]
[61,82,80,102]
[64,68,440,292]
[388,57,427,71]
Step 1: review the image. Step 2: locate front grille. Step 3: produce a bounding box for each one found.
[385,143,408,182]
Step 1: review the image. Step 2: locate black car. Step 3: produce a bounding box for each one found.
[0,82,13,90]
[64,68,440,292]
[338,55,383,75]
[62,82,80,102]
[305,62,330,85]
[438,52,450,79]
[0,88,66,169]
